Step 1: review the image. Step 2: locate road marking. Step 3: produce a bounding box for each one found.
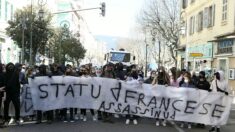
[170,121,185,132]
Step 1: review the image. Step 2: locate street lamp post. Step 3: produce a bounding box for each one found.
[29,0,47,66]
[21,13,27,64]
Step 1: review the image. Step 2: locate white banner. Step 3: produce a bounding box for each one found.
[27,76,233,126]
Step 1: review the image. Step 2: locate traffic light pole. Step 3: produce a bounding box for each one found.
[53,7,100,14]
[53,2,105,17]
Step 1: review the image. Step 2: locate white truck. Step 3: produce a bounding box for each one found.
[104,49,135,66]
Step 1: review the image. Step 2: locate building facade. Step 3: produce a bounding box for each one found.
[0,0,21,64]
[179,0,235,88]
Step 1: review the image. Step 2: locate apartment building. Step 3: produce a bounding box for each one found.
[179,0,235,87]
[0,0,21,64]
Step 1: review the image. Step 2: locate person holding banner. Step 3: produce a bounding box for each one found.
[152,66,170,127]
[99,63,115,123]
[33,64,53,124]
[180,71,196,129]
[49,63,64,121]
[196,71,211,128]
[3,63,21,126]
[125,68,140,125]
[0,63,5,127]
[209,71,229,132]
[61,67,75,123]
[79,66,96,122]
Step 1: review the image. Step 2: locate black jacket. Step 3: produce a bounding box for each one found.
[144,77,154,84]
[4,63,20,95]
[196,80,210,91]
[0,72,5,97]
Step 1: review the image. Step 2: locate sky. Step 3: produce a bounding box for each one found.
[82,0,145,38]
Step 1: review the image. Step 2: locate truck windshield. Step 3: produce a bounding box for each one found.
[110,52,131,62]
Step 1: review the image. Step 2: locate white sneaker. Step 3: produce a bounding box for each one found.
[80,115,84,120]
[125,119,130,125]
[20,118,24,123]
[156,121,160,126]
[92,116,97,121]
[83,116,87,122]
[74,115,79,120]
[188,124,191,129]
[63,120,68,123]
[9,118,15,125]
[162,120,166,127]
[70,120,75,123]
[180,123,184,128]
[133,119,138,125]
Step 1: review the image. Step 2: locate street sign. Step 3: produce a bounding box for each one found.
[190,53,203,57]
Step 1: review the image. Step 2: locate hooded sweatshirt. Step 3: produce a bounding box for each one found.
[210,71,230,93]
[4,63,20,94]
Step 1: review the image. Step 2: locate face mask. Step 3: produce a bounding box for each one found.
[169,72,173,76]
[184,79,189,83]
[21,69,26,73]
[159,70,163,73]
[96,70,102,77]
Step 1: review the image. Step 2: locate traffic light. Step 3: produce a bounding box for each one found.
[100,2,106,17]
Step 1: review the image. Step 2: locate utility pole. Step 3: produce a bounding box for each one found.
[29,0,33,65]
[158,41,161,68]
[21,16,26,64]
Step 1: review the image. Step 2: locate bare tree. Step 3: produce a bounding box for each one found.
[86,52,95,63]
[139,0,181,67]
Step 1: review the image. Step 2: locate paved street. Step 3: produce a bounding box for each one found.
[2,110,235,132]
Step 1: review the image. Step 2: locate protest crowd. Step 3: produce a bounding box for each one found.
[0,62,231,132]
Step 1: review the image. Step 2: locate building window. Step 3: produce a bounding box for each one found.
[10,4,13,20]
[222,0,228,21]
[182,0,188,9]
[197,11,203,31]
[218,40,233,54]
[5,1,8,21]
[189,16,195,35]
[208,5,216,27]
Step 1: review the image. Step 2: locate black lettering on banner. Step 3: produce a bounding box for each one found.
[199,103,212,115]
[51,83,65,98]
[159,98,171,111]
[25,86,32,99]
[114,103,122,113]
[151,108,154,116]
[147,96,157,108]
[164,112,169,119]
[170,111,176,120]
[110,82,122,102]
[64,84,75,97]
[24,102,33,113]
[125,90,137,103]
[122,104,130,114]
[38,84,48,99]
[185,101,197,114]
[131,106,141,114]
[98,101,106,111]
[212,104,225,118]
[138,93,147,106]
[172,100,183,112]
[154,111,161,118]
[91,84,101,99]
[73,84,88,96]
[140,108,149,115]
[106,102,115,111]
